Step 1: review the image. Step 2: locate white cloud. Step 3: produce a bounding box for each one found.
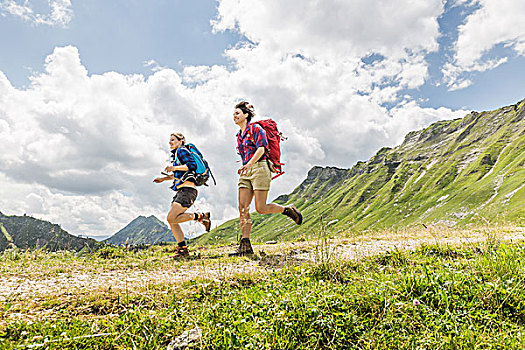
[213,0,442,59]
[0,0,73,27]
[449,0,476,8]
[442,0,525,90]
[0,1,467,238]
[387,102,467,142]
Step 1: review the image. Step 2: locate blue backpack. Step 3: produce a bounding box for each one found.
[175,143,216,186]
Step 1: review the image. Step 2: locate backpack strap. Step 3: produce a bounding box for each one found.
[246,122,268,152]
[172,147,181,165]
[208,167,217,186]
[271,171,285,180]
[172,146,191,167]
[246,123,254,143]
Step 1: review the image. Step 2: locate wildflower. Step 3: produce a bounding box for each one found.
[413,299,421,306]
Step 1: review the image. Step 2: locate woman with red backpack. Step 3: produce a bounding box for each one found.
[230,101,303,256]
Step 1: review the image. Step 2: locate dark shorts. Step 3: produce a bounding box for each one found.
[172,187,198,208]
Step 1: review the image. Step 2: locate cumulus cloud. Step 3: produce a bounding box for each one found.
[442,0,525,90]
[213,0,442,59]
[0,1,467,237]
[0,47,209,235]
[0,0,73,27]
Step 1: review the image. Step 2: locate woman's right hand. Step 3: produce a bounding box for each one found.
[153,177,164,183]
[238,163,253,176]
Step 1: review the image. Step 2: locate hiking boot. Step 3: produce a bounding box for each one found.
[173,246,190,259]
[229,238,254,257]
[282,205,303,225]
[197,212,211,232]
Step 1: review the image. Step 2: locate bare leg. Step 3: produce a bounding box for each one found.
[255,190,303,225]
[167,202,194,243]
[254,190,284,214]
[238,187,254,239]
[169,223,185,243]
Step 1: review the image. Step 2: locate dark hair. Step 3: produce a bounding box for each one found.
[235,101,255,122]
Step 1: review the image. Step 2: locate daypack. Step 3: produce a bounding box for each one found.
[174,143,216,186]
[247,119,286,179]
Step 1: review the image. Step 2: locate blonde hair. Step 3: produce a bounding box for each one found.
[171,132,186,145]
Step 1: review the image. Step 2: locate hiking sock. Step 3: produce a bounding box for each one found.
[178,241,187,248]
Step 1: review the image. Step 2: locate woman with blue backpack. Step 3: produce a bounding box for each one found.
[153,132,211,259]
[231,101,303,256]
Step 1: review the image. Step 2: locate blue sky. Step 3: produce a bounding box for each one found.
[0,0,242,87]
[0,0,524,237]
[408,1,525,110]
[1,0,523,110]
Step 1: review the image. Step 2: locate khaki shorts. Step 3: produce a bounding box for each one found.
[238,161,272,191]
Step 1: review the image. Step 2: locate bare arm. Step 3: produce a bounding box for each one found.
[239,147,265,175]
[153,175,174,183]
[247,147,265,166]
[165,165,189,172]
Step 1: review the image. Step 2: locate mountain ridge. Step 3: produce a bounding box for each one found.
[0,212,102,252]
[196,98,525,244]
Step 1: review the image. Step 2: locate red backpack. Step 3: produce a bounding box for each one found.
[247,119,286,179]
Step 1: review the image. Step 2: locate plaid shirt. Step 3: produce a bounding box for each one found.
[236,122,268,165]
[170,147,197,190]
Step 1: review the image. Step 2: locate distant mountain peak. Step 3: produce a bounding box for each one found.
[105,215,173,245]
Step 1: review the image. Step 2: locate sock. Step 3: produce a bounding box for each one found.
[240,237,250,242]
[178,241,187,248]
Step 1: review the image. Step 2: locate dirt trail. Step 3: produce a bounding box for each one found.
[1,230,524,303]
[0,259,263,302]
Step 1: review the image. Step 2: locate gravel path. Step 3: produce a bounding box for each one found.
[0,260,262,302]
[1,230,524,303]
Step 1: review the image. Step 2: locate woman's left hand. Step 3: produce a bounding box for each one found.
[165,165,175,172]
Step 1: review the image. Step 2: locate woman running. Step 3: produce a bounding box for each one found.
[153,132,211,258]
[231,101,302,256]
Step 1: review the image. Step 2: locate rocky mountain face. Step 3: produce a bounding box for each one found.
[104,215,174,246]
[0,212,102,252]
[197,99,525,244]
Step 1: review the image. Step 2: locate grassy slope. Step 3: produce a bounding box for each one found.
[1,238,525,349]
[197,99,525,245]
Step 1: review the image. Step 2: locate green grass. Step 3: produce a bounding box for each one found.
[2,236,525,349]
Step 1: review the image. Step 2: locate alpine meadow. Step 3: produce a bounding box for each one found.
[1,99,524,349]
[1,0,525,348]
